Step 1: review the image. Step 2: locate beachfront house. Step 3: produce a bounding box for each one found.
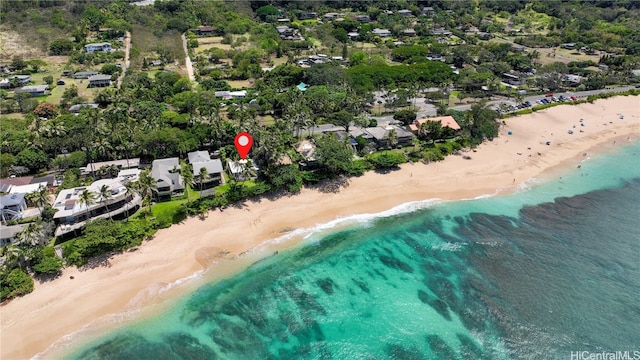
[151,158,184,198]
[52,178,141,238]
[365,125,415,149]
[227,160,259,181]
[0,224,28,246]
[0,193,27,224]
[188,151,224,188]
[409,116,461,139]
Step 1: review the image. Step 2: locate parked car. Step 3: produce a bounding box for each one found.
[56,79,65,85]
[524,101,532,107]
[551,96,559,102]
[545,93,553,97]
[570,96,577,101]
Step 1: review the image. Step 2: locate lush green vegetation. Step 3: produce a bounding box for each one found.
[1,0,639,302]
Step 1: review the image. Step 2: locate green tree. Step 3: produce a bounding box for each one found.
[386,129,398,149]
[256,5,280,21]
[181,162,194,202]
[393,109,417,126]
[49,39,74,55]
[78,189,96,214]
[26,185,50,211]
[0,153,15,178]
[135,169,156,216]
[328,110,355,133]
[98,184,113,221]
[0,268,34,301]
[315,133,353,175]
[32,247,63,275]
[43,75,54,86]
[16,148,49,173]
[198,166,209,191]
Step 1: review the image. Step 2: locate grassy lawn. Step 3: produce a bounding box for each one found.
[227,80,252,89]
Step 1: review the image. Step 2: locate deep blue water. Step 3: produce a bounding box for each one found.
[68,142,640,360]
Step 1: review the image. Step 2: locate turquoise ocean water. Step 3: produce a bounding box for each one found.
[68,142,640,360]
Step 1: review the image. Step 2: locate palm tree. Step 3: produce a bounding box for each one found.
[181,163,194,202]
[98,184,113,220]
[123,181,137,221]
[198,167,209,192]
[136,169,156,216]
[27,185,50,211]
[386,129,398,149]
[78,189,96,218]
[2,244,25,269]
[19,222,42,246]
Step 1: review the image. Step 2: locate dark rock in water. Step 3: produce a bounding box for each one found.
[316,278,336,295]
[385,343,425,360]
[77,333,174,360]
[403,236,428,257]
[417,290,452,321]
[417,290,431,304]
[352,278,370,293]
[431,298,452,321]
[164,333,219,360]
[379,255,414,273]
[426,335,458,360]
[457,333,488,360]
[459,307,486,332]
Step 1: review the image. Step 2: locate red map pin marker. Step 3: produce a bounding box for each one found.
[234,132,253,160]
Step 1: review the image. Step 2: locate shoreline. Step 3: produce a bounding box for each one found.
[1,96,639,359]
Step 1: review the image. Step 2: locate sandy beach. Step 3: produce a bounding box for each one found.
[1,96,639,359]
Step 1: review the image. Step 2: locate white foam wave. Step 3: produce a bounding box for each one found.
[32,269,206,360]
[248,198,444,253]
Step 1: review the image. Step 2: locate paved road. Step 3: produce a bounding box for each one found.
[370,86,634,124]
[181,33,196,82]
[450,86,636,112]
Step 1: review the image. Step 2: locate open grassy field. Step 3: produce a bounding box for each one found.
[227,80,252,89]
[195,37,232,52]
[130,24,184,70]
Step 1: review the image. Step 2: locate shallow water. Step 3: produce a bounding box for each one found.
[68,142,640,360]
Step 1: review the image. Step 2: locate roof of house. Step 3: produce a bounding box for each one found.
[10,182,48,195]
[69,103,99,112]
[74,71,98,76]
[192,159,223,175]
[85,42,111,47]
[0,193,25,208]
[15,85,49,93]
[88,74,112,82]
[150,157,183,190]
[198,26,215,32]
[293,140,316,160]
[83,158,140,174]
[227,159,258,175]
[412,116,461,131]
[188,151,223,175]
[0,224,28,240]
[0,183,11,193]
[0,176,34,187]
[188,151,210,164]
[52,178,126,219]
[30,175,55,187]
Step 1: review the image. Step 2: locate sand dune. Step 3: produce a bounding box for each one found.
[1,96,639,359]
